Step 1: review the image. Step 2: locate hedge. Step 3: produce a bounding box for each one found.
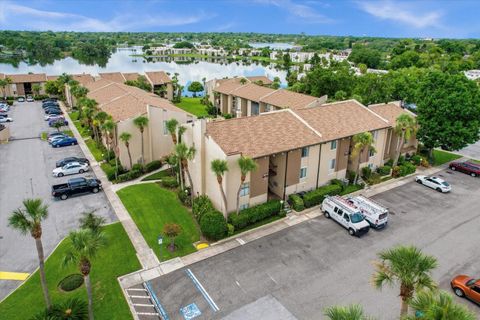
[192,195,215,222]
[58,274,84,292]
[377,165,391,176]
[116,169,143,183]
[228,200,281,230]
[303,184,342,208]
[145,160,162,173]
[160,176,178,188]
[200,210,228,241]
[288,194,304,212]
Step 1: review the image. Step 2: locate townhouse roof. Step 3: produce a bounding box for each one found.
[206,109,322,158]
[368,102,416,125]
[214,79,246,95]
[7,73,47,83]
[72,74,95,86]
[295,100,390,142]
[84,79,190,122]
[47,75,59,81]
[98,72,126,83]
[260,89,319,110]
[246,76,273,85]
[233,83,276,102]
[145,71,171,85]
[123,72,141,81]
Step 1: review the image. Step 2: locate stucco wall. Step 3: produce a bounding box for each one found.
[116,118,147,168]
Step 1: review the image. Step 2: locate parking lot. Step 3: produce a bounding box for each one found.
[144,169,480,320]
[0,101,116,300]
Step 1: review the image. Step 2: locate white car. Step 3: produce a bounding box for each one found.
[52,162,89,177]
[26,95,34,102]
[415,175,451,193]
[17,97,25,102]
[0,117,13,123]
[44,114,64,121]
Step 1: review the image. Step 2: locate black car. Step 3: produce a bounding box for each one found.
[56,157,90,168]
[44,108,62,115]
[42,103,59,109]
[42,98,57,103]
[52,177,102,200]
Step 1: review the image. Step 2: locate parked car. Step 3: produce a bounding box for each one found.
[42,102,59,108]
[47,131,66,140]
[0,113,9,118]
[44,114,65,121]
[51,137,77,148]
[26,95,34,102]
[56,157,90,168]
[415,175,451,193]
[52,177,102,200]
[17,96,25,102]
[42,98,57,103]
[49,134,68,144]
[48,119,68,127]
[321,195,370,236]
[44,107,62,115]
[346,195,389,229]
[449,161,480,177]
[0,117,13,123]
[0,105,9,112]
[451,275,480,304]
[52,162,89,177]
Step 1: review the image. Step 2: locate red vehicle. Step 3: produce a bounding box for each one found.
[451,275,480,304]
[449,161,480,177]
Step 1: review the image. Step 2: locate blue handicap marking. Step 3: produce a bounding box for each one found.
[180,303,202,320]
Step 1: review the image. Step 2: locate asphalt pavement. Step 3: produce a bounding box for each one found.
[0,101,116,301]
[146,169,480,320]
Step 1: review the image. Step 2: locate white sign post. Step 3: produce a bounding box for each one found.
[157,235,163,262]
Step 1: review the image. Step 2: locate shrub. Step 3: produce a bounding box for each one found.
[227,223,235,236]
[361,166,372,179]
[223,113,233,119]
[420,158,430,167]
[192,195,215,221]
[366,172,382,185]
[398,155,405,165]
[116,169,143,183]
[392,165,401,178]
[288,194,304,212]
[398,162,416,176]
[377,165,391,176]
[177,188,192,207]
[346,170,356,184]
[145,160,162,173]
[101,164,117,181]
[411,154,422,166]
[160,176,178,188]
[385,159,394,167]
[200,210,228,241]
[329,179,345,191]
[132,163,144,173]
[228,200,281,230]
[303,184,342,208]
[58,274,84,292]
[102,149,115,161]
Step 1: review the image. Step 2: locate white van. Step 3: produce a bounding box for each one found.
[321,196,370,236]
[346,195,389,229]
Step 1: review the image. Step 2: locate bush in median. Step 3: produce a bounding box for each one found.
[200,210,228,241]
[288,194,304,212]
[303,184,342,208]
[192,195,215,222]
[228,200,281,230]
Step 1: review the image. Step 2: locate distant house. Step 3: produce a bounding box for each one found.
[0,73,47,96]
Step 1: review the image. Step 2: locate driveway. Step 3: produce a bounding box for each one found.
[457,140,480,160]
[145,169,480,320]
[0,101,116,300]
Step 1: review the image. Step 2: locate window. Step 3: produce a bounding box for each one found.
[163,120,168,135]
[372,130,378,141]
[330,140,337,150]
[344,214,350,222]
[301,147,309,158]
[334,207,338,213]
[337,209,343,216]
[329,159,336,171]
[472,286,480,294]
[240,183,250,196]
[369,149,375,157]
[300,167,307,179]
[239,203,249,211]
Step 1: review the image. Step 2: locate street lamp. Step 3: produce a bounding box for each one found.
[280,200,284,213]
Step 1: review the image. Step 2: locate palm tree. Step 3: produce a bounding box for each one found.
[351,132,376,184]
[8,199,51,308]
[0,77,12,98]
[406,289,476,320]
[324,304,373,320]
[239,78,247,85]
[393,114,417,167]
[372,245,438,317]
[101,119,115,161]
[119,132,133,169]
[211,159,229,216]
[133,116,149,165]
[79,211,106,235]
[236,156,257,215]
[165,118,179,145]
[175,143,196,197]
[31,298,88,320]
[93,111,108,143]
[177,125,186,144]
[63,229,107,320]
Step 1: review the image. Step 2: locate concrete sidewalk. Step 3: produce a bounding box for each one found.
[62,105,159,269]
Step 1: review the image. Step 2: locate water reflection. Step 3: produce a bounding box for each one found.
[0,49,287,86]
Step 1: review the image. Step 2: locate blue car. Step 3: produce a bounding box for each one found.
[51,137,77,148]
[49,119,68,127]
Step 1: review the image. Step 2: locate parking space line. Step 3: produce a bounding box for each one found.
[137,312,160,316]
[145,281,170,320]
[133,303,156,307]
[129,295,151,299]
[185,269,220,312]
[236,238,246,245]
[0,271,30,281]
[127,288,147,292]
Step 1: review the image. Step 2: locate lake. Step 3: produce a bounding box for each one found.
[0,47,287,94]
[249,42,295,50]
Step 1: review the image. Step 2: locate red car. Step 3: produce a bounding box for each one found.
[449,161,480,177]
[451,275,480,304]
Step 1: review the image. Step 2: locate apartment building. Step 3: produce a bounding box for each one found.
[0,73,48,96]
[82,78,193,169]
[183,99,415,215]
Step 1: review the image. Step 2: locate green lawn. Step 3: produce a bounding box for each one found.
[141,169,173,181]
[69,112,91,138]
[174,97,208,117]
[433,149,462,166]
[86,139,104,162]
[0,223,141,320]
[117,183,199,260]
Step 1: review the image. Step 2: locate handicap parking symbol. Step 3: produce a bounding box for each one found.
[180,303,202,320]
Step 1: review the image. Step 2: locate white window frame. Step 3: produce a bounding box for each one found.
[329,159,336,172]
[330,140,337,150]
[372,130,378,141]
[300,167,307,179]
[240,182,250,197]
[163,120,168,135]
[301,147,309,158]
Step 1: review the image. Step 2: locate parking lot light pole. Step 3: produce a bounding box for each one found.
[157,235,163,262]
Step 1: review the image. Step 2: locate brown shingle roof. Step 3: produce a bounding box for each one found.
[7,73,47,83]
[246,76,273,85]
[123,72,141,81]
[145,71,171,85]
[260,89,319,110]
[47,75,59,81]
[295,100,390,142]
[233,83,275,102]
[214,80,245,95]
[368,102,415,125]
[99,72,126,83]
[72,74,95,86]
[206,110,322,158]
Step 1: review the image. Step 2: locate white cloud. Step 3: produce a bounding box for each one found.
[358,1,443,29]
[255,0,333,23]
[0,2,213,31]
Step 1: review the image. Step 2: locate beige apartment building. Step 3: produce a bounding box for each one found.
[0,73,48,96]
[184,98,417,216]
[83,78,193,169]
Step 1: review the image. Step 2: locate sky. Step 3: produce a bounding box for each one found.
[0,0,479,39]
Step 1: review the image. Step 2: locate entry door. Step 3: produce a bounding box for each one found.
[251,102,260,115]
